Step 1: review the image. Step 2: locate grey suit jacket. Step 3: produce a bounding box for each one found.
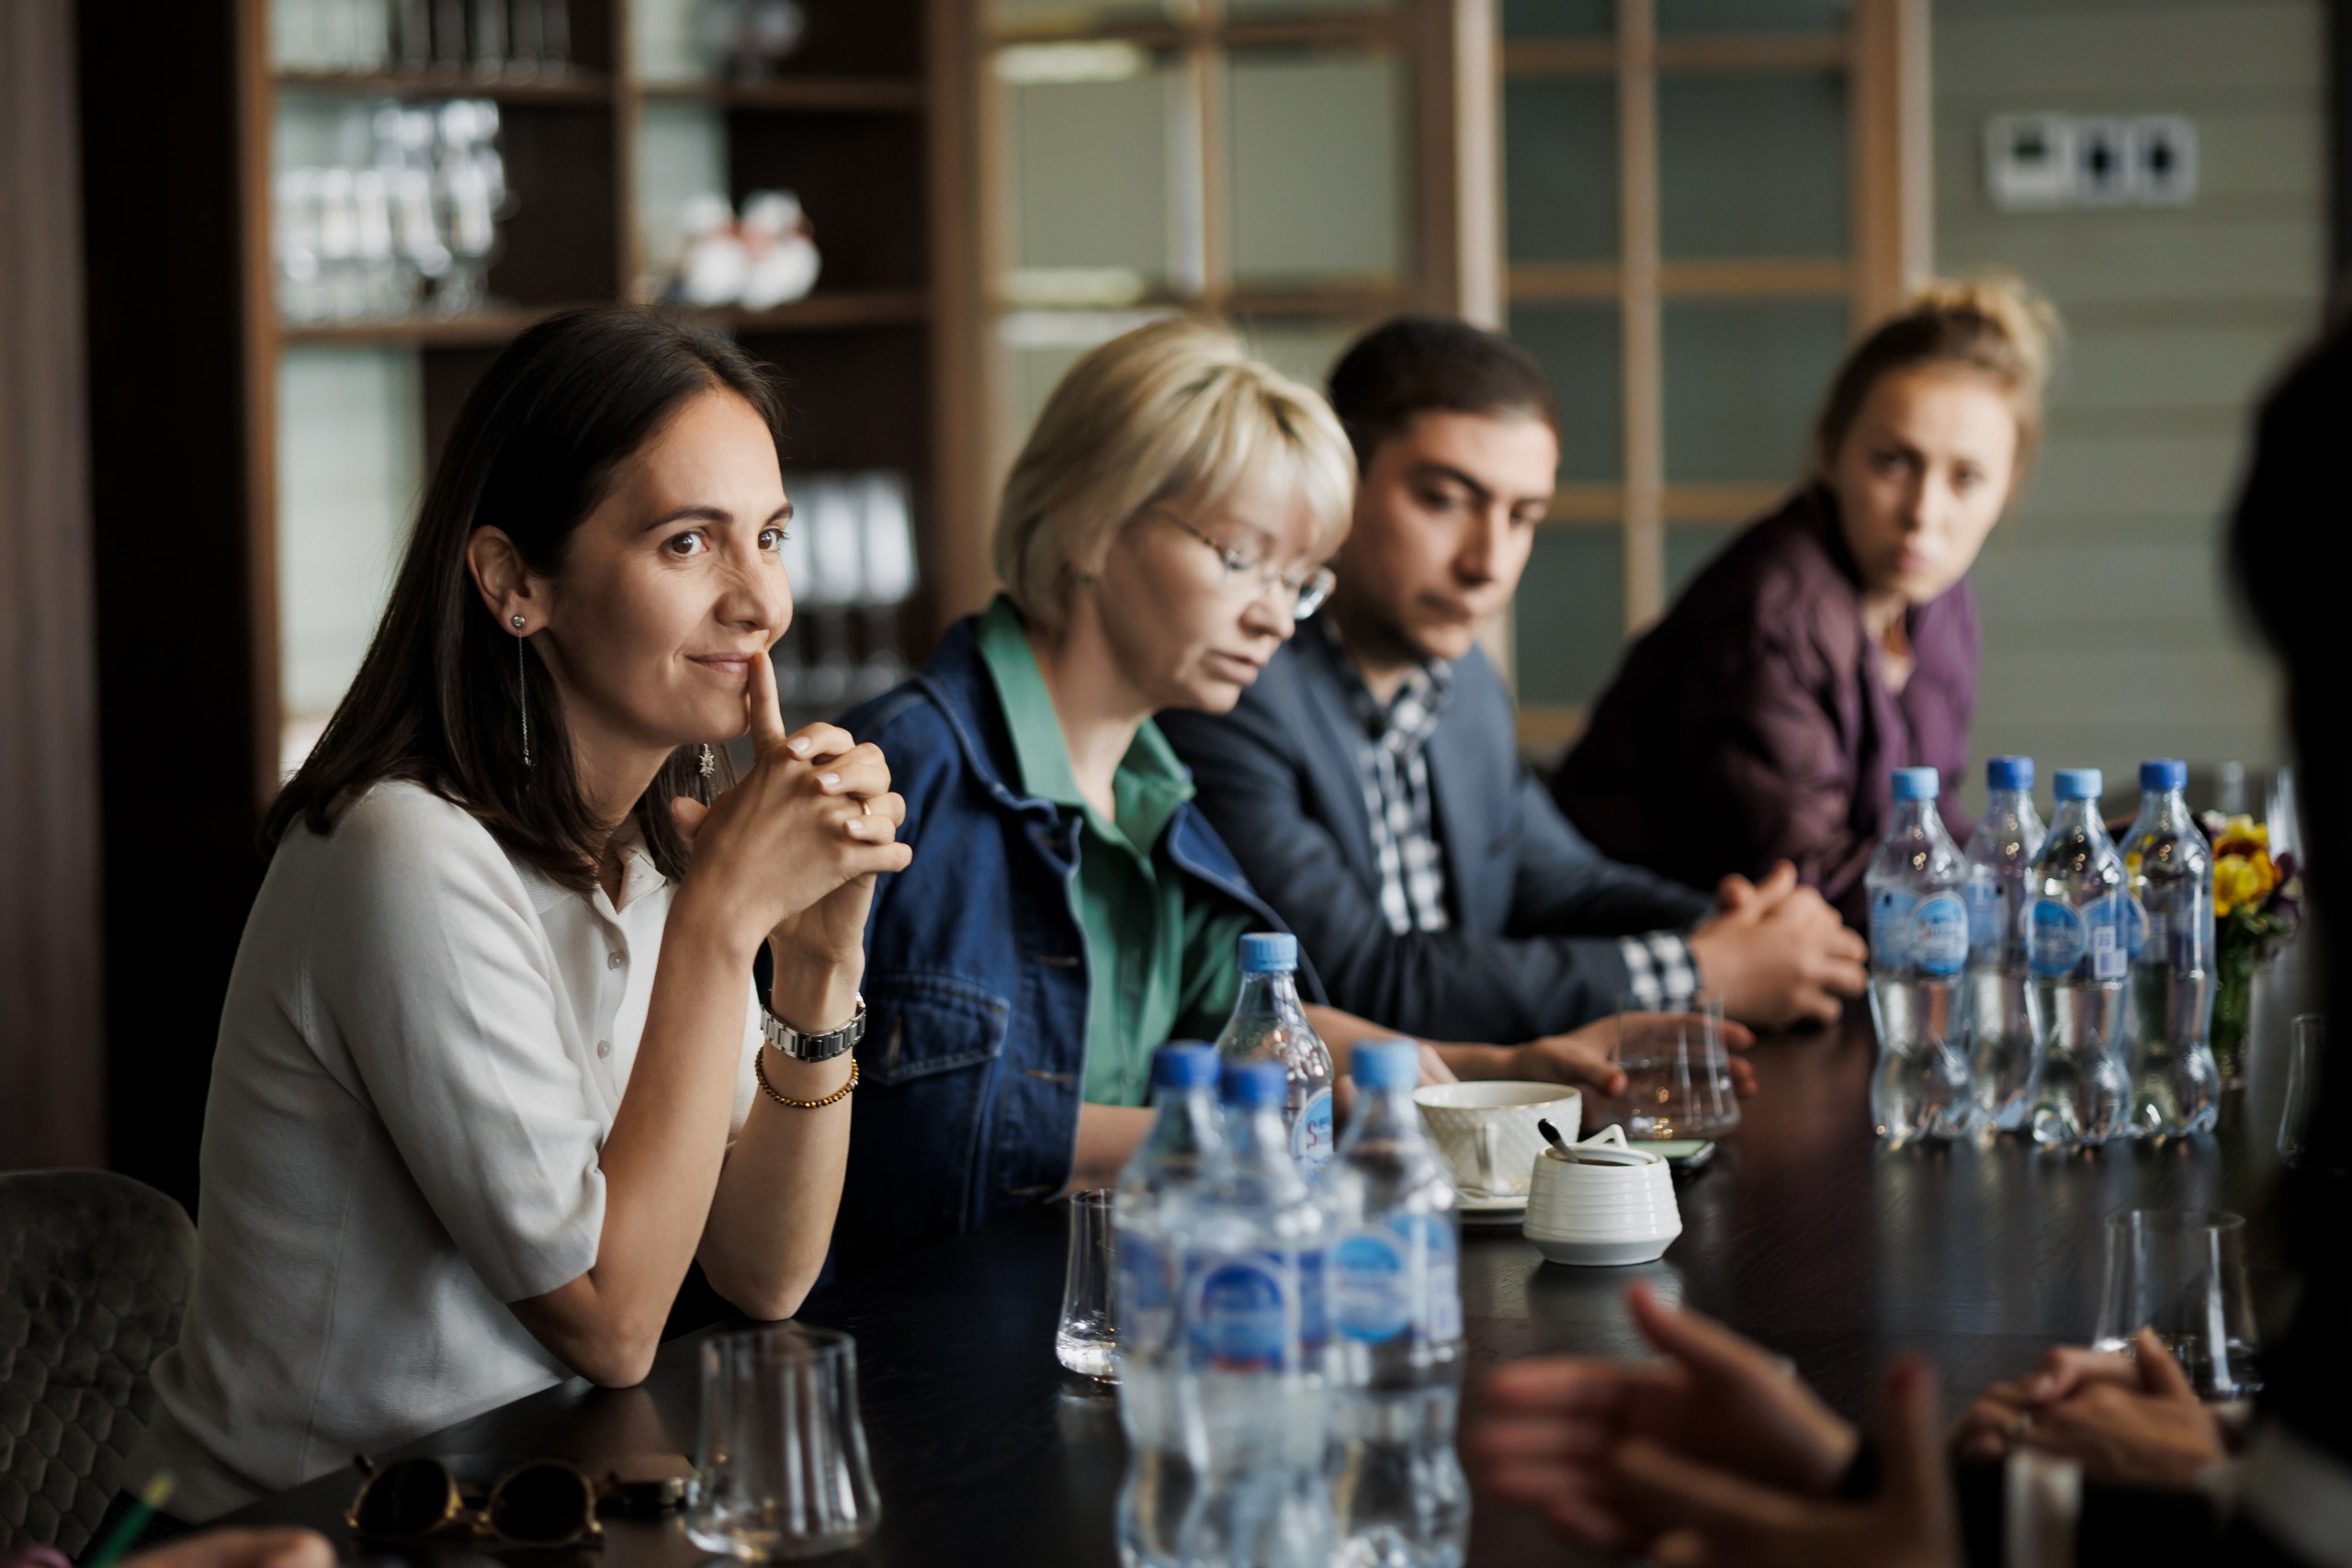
[1159,637,1714,1042]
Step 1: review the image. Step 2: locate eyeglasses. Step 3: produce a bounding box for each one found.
[346,1455,605,1548]
[1164,514,1336,621]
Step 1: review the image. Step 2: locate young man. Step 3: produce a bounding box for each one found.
[1159,317,1869,1041]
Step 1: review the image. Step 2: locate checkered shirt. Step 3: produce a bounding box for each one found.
[1321,624,1701,1003]
[1343,649,1455,937]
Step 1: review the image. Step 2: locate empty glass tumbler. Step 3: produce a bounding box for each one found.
[686,1323,883,1560]
[2279,1013,2325,1168]
[2091,1209,2262,1404]
[1057,1189,1119,1381]
[1612,992,1740,1139]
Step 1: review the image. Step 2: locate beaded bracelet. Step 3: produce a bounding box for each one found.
[753,1050,858,1110]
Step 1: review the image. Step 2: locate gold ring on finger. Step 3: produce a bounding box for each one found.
[860,797,875,817]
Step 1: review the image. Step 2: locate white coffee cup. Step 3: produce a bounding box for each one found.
[1412,1081,1581,1198]
[1522,1124,1681,1267]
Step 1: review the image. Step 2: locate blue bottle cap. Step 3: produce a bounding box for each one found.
[1151,1042,1220,1091]
[1986,755,2034,792]
[1237,931,1298,975]
[1220,1059,1288,1109]
[1351,1039,1419,1090]
[1891,766,1940,802]
[2054,768,2104,801]
[2140,759,2188,793]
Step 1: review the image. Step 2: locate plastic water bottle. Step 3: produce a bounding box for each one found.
[1114,1043,1227,1568]
[1216,933,1337,1179]
[1963,756,2047,1133]
[2023,769,2135,1147]
[2121,761,2221,1138]
[1866,767,1975,1142]
[1323,1040,1468,1568]
[1182,1060,1332,1568]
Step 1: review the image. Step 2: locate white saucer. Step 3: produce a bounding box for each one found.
[1457,1191,1529,1225]
[1524,1231,1677,1267]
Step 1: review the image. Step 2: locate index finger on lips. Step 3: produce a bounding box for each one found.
[747,641,790,751]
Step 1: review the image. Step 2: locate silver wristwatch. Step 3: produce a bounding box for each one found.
[759,993,866,1062]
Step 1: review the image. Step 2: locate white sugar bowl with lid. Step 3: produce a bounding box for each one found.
[1521,1125,1682,1267]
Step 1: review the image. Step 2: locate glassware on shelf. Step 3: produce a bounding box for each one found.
[768,471,922,722]
[272,96,513,325]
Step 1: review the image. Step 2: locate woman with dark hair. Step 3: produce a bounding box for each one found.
[119,308,910,1525]
[1553,278,2058,926]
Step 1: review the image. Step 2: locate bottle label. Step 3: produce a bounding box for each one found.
[1190,1253,1293,1372]
[1331,1231,1411,1343]
[1299,1247,1328,1353]
[2088,895,2129,981]
[1964,873,2005,952]
[2120,896,2150,960]
[1908,893,1969,976]
[1870,887,1918,964]
[2027,898,2086,977]
[1330,1213,1461,1347]
[1117,1234,1174,1355]
[1291,1088,1336,1176]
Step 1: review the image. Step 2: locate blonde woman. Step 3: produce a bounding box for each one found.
[834,319,1647,1269]
[1553,278,2059,927]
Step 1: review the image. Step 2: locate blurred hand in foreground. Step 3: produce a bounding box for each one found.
[1470,1281,1856,1553]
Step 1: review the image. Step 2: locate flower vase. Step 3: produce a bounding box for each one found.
[2211,940,2256,1089]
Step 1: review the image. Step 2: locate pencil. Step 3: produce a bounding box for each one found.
[83,1474,175,1568]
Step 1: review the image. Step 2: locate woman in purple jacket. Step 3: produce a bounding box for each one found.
[1551,278,2056,927]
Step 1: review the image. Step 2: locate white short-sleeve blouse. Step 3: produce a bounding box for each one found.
[129,781,761,1520]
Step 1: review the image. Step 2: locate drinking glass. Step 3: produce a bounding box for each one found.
[2279,1013,2324,1168]
[685,1323,883,1559]
[1611,991,1739,1139]
[1056,1189,1118,1381]
[2091,1210,2261,1403]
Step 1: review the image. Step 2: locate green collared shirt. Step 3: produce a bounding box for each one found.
[976,597,1253,1107]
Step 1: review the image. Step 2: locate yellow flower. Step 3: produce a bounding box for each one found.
[2214,850,2280,919]
[2211,816,2269,860]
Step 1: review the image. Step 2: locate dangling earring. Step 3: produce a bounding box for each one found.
[699,743,717,778]
[511,615,532,768]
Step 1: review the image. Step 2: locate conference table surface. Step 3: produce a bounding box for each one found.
[228,998,2305,1567]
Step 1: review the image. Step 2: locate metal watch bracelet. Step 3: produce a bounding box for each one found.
[758,992,865,1062]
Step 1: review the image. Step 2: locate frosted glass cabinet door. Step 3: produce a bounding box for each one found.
[1658,73,1847,260]
[1515,527,1626,709]
[277,346,424,773]
[1226,51,1408,291]
[1663,299,1848,485]
[1505,78,1618,264]
[1001,48,1190,304]
[1508,302,1622,485]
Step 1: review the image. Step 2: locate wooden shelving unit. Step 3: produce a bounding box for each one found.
[240,0,977,788]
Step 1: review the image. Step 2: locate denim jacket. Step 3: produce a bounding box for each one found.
[831,616,1319,1271]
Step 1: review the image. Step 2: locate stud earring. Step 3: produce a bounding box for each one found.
[510,614,525,629]
[699,743,717,778]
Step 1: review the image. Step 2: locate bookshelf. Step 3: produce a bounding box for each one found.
[238,0,979,787]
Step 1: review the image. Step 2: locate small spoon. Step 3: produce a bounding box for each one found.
[1537,1118,1572,1156]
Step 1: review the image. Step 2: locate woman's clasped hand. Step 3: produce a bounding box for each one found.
[669,648,910,965]
[1950,1327,2228,1490]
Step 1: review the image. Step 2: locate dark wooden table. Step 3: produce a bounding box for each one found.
[230,989,2308,1566]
